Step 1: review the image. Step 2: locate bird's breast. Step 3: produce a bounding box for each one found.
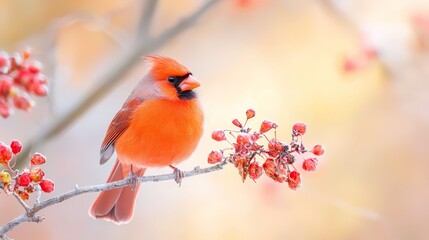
[115,99,203,168]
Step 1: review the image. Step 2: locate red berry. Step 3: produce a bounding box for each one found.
[248,162,262,181]
[10,140,22,154]
[263,158,277,180]
[312,144,325,156]
[287,171,301,190]
[211,130,226,141]
[236,133,251,146]
[17,173,31,187]
[33,84,48,96]
[0,76,13,95]
[0,102,11,118]
[292,122,307,136]
[30,152,46,165]
[260,120,274,133]
[0,54,9,69]
[268,139,283,152]
[13,94,34,111]
[232,119,242,128]
[208,150,223,164]
[30,168,45,183]
[0,142,13,164]
[39,179,55,193]
[246,109,255,119]
[302,158,318,171]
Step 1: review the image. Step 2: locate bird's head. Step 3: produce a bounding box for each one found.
[141,55,200,100]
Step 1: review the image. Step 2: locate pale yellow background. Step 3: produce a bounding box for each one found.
[1,1,429,239]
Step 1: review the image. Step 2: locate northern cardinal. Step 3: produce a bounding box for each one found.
[89,56,203,224]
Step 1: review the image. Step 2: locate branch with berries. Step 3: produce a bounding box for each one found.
[0,49,48,118]
[0,109,325,239]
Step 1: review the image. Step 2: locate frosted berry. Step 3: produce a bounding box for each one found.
[208,150,223,164]
[30,152,46,165]
[211,130,226,141]
[287,171,301,190]
[260,120,274,133]
[13,95,34,111]
[292,122,307,136]
[0,171,11,183]
[302,158,318,171]
[29,168,45,183]
[0,143,13,164]
[246,109,255,119]
[236,133,252,146]
[248,162,262,181]
[17,173,31,187]
[39,179,55,193]
[232,119,242,128]
[312,144,325,156]
[10,140,22,154]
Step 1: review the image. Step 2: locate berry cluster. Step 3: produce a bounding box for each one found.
[0,140,54,200]
[208,109,325,190]
[0,48,48,118]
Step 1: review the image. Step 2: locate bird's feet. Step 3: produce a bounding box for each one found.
[129,165,138,191]
[169,165,185,186]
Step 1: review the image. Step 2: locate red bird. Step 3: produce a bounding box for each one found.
[89,56,204,224]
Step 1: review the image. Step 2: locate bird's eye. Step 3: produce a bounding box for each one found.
[168,76,176,83]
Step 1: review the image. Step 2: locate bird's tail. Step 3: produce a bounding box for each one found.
[88,160,146,224]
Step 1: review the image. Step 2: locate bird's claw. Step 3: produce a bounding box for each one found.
[129,167,138,191]
[169,165,184,186]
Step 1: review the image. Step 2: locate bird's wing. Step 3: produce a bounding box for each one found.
[99,98,144,165]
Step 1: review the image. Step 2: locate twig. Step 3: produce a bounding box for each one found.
[0,161,228,238]
[137,0,158,41]
[17,0,220,164]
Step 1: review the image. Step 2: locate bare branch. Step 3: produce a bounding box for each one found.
[137,0,158,41]
[18,0,220,164]
[0,161,228,237]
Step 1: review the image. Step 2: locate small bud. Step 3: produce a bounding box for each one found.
[260,120,274,133]
[40,179,55,193]
[30,168,45,183]
[17,173,31,187]
[292,122,307,136]
[232,119,242,128]
[208,150,223,164]
[30,152,46,165]
[302,158,318,171]
[211,130,226,141]
[246,109,255,119]
[22,48,32,60]
[312,144,325,156]
[10,140,22,155]
[248,162,262,181]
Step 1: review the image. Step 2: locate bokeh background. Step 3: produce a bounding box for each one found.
[1,0,429,239]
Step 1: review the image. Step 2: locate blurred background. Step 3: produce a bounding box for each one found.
[1,0,429,239]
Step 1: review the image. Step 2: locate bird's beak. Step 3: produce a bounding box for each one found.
[179,75,200,91]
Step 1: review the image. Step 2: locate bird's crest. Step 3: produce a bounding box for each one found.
[145,55,190,80]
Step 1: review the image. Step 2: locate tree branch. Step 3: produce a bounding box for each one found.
[0,161,228,238]
[17,0,220,163]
